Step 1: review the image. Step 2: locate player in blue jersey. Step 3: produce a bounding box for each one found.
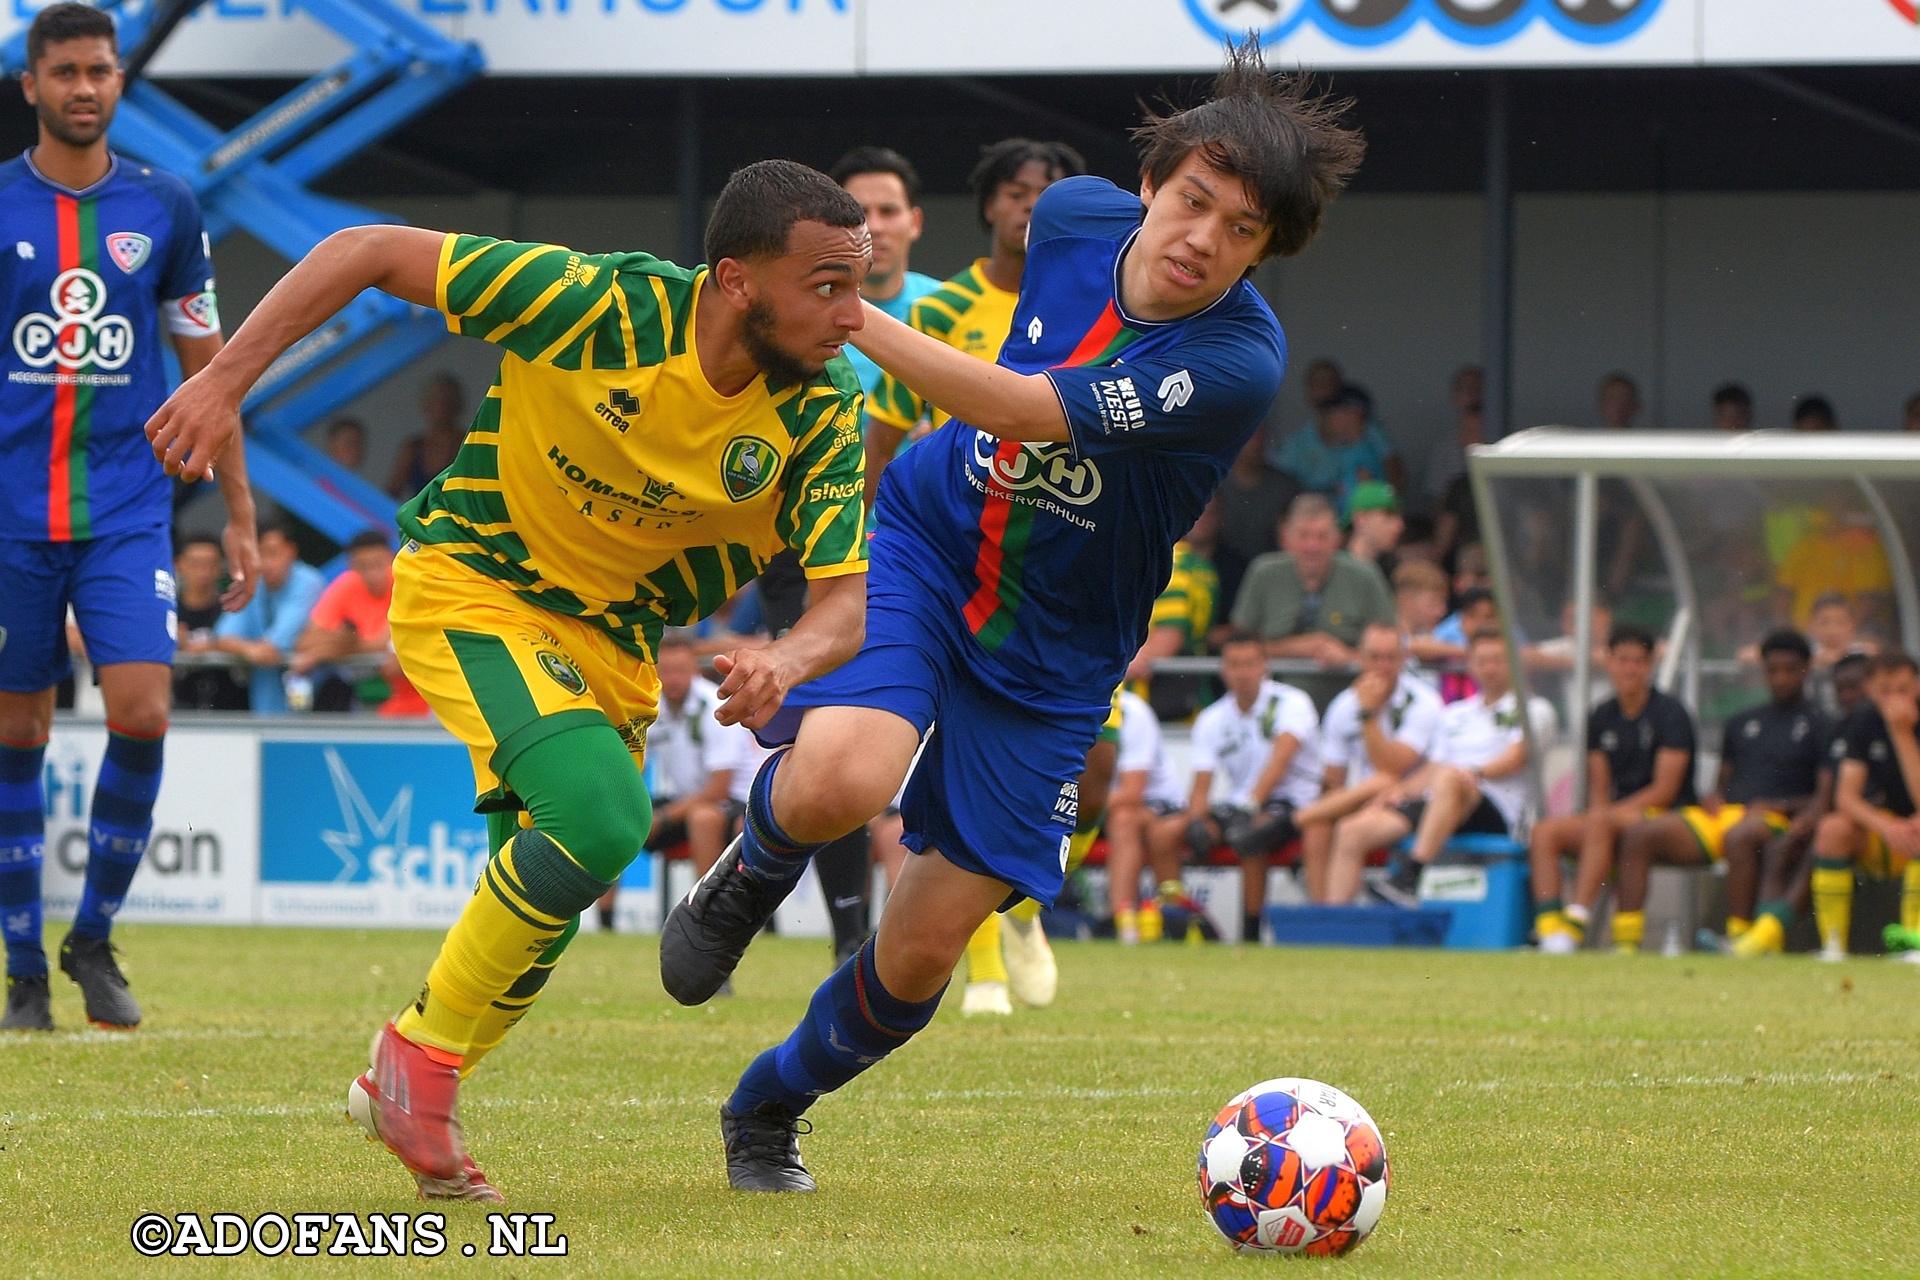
[0,4,256,1032]
[659,44,1364,1190]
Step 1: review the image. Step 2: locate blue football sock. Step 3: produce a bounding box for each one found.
[729,938,945,1117]
[71,729,163,941]
[0,739,48,976]
[737,749,818,885]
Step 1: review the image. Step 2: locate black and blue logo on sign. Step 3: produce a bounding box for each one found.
[1184,0,1662,49]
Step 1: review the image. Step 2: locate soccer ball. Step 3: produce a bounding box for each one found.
[1197,1077,1389,1256]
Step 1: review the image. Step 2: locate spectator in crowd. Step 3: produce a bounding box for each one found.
[291,531,424,716]
[1450,542,1492,601]
[1232,493,1396,708]
[171,534,246,710]
[1329,629,1558,907]
[1104,689,1189,945]
[1736,650,1869,955]
[1422,364,1484,505]
[1595,372,1640,429]
[595,632,747,932]
[1774,507,1892,630]
[1531,624,1697,953]
[1395,560,1458,667]
[1290,623,1442,902]
[1805,601,1874,716]
[1259,355,1347,476]
[1904,392,1920,432]
[1792,396,1837,431]
[1213,430,1301,615]
[386,373,467,500]
[1150,633,1321,945]
[1273,383,1403,504]
[1127,503,1221,682]
[1426,585,1501,703]
[323,417,367,472]
[1524,598,1617,709]
[212,522,326,714]
[1613,630,1829,955]
[1343,480,1403,579]
[1795,651,1920,960]
[1711,383,1753,432]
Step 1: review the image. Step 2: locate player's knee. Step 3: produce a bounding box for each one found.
[1813,813,1856,859]
[772,745,899,841]
[511,725,652,882]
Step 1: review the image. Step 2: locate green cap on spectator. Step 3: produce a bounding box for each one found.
[1345,480,1400,523]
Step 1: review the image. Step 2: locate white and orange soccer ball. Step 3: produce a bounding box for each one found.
[1197,1077,1390,1256]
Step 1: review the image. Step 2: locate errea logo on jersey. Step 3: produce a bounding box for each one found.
[13,268,134,371]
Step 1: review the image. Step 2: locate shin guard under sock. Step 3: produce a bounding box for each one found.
[729,939,945,1116]
[738,750,820,885]
[72,728,163,940]
[0,740,48,976]
[1811,861,1854,953]
[963,914,1007,984]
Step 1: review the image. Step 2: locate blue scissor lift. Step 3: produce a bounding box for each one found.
[2,0,484,544]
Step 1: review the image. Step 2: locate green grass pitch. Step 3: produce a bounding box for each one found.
[3,925,1917,1277]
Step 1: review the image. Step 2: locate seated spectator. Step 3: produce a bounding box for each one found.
[1148,634,1321,945]
[1127,504,1221,691]
[1594,372,1641,429]
[291,531,424,716]
[1712,383,1753,432]
[1428,585,1501,703]
[1394,560,1456,667]
[1214,431,1301,616]
[387,373,467,500]
[1613,630,1829,955]
[1797,652,1920,960]
[1290,623,1442,902]
[1232,493,1396,708]
[1273,384,1402,504]
[1774,508,1892,631]
[212,522,326,713]
[171,534,247,711]
[1531,624,1697,952]
[1262,356,1347,473]
[1328,629,1558,906]
[1808,592,1873,669]
[595,632,747,931]
[1792,396,1837,431]
[323,417,367,472]
[1343,481,1403,578]
[1104,689,1189,945]
[1423,365,1483,508]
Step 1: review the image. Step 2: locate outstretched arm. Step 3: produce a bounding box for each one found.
[850,301,1068,443]
[147,225,445,481]
[712,570,866,731]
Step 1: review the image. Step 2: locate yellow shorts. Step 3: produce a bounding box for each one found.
[1858,826,1907,879]
[1675,805,1791,862]
[390,542,660,809]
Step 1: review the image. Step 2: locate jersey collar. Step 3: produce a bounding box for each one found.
[22,147,120,198]
[1110,227,1243,331]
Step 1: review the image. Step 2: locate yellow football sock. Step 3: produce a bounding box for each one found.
[964,914,1008,985]
[1065,826,1098,875]
[1811,863,1854,955]
[1733,912,1786,957]
[1534,908,1566,938]
[395,831,588,1057]
[1008,897,1043,924]
[1903,862,1920,932]
[460,915,577,1081]
[1137,898,1163,943]
[1611,910,1645,954]
[1726,917,1752,939]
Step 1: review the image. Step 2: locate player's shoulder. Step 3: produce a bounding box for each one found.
[0,153,34,197]
[111,156,202,218]
[1322,686,1358,720]
[1030,175,1141,247]
[1264,678,1314,712]
[1652,688,1696,724]
[912,264,991,322]
[1400,674,1444,707]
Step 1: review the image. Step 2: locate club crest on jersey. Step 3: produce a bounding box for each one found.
[176,292,219,333]
[720,437,781,502]
[536,650,587,696]
[106,232,152,274]
[972,432,1103,506]
[12,267,133,371]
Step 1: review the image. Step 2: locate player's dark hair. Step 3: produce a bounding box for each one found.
[1133,42,1363,261]
[256,516,294,543]
[1711,382,1752,410]
[345,529,390,554]
[830,146,923,207]
[1793,395,1836,427]
[174,532,221,556]
[706,160,865,265]
[1834,651,1873,681]
[1809,592,1850,616]
[1218,629,1264,655]
[1607,622,1656,655]
[1457,586,1497,613]
[1758,629,1812,663]
[1870,649,1918,678]
[1468,628,1507,649]
[969,138,1086,230]
[27,2,116,68]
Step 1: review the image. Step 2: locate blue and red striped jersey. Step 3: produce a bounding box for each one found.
[871,175,1286,715]
[0,151,217,542]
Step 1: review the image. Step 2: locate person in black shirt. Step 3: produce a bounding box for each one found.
[170,534,246,711]
[1794,651,1920,959]
[1612,631,1827,952]
[1530,623,1697,952]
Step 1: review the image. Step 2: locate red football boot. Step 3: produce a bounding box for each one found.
[347,1022,502,1201]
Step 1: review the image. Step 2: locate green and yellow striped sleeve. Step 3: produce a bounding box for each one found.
[779,386,869,579]
[435,235,693,371]
[867,286,968,431]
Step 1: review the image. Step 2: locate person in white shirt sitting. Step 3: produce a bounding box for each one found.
[1290,622,1442,901]
[1104,689,1190,944]
[1325,629,1557,907]
[1150,632,1321,943]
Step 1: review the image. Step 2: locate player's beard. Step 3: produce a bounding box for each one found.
[39,98,110,149]
[741,300,822,389]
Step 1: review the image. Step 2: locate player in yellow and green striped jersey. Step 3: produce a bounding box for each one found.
[145,160,874,1202]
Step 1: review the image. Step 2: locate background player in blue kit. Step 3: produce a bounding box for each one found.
[0,4,257,1032]
[659,44,1365,1190]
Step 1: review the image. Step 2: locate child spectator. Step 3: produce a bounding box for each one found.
[1394,560,1456,667]
[1343,480,1403,579]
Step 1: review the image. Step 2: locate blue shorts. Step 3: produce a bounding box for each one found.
[0,525,178,693]
[776,589,1106,906]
